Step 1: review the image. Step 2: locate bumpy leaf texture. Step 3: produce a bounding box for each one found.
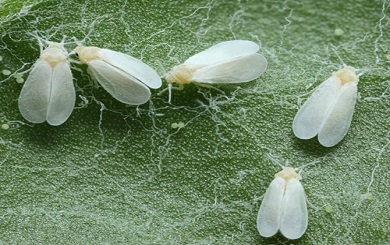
[0,0,389,244]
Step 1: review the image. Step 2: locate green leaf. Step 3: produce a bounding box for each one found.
[1,0,389,244]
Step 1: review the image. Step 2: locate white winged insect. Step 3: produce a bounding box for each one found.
[18,41,75,126]
[74,46,161,105]
[257,167,308,240]
[164,40,267,102]
[292,66,359,147]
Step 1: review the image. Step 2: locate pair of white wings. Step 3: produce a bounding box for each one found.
[86,49,161,105]
[184,40,267,84]
[293,76,358,147]
[257,177,308,240]
[18,59,75,126]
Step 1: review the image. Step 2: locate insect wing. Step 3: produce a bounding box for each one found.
[46,61,75,125]
[100,49,161,89]
[192,53,267,84]
[318,82,357,147]
[293,76,341,139]
[19,60,52,124]
[257,177,285,238]
[88,60,151,105]
[184,40,260,67]
[280,178,308,240]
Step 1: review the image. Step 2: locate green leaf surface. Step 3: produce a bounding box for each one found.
[0,0,389,244]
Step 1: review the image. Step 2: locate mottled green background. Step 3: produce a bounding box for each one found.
[0,0,389,244]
